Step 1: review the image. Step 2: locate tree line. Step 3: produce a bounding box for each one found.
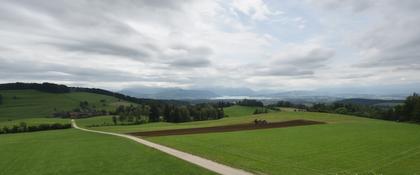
[237,99,264,107]
[271,93,420,122]
[53,100,107,118]
[382,93,420,121]
[0,122,71,135]
[110,103,226,125]
[0,82,70,93]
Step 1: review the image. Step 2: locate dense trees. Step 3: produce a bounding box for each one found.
[0,122,71,135]
[279,93,420,123]
[149,105,160,122]
[307,102,381,118]
[253,108,268,115]
[0,82,70,93]
[382,93,420,122]
[114,105,150,124]
[275,101,293,107]
[216,101,234,108]
[237,99,264,107]
[112,103,225,124]
[53,100,107,118]
[163,104,224,123]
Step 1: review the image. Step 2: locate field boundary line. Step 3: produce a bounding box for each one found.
[71,120,254,175]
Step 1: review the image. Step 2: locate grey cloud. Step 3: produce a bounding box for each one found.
[254,67,314,76]
[49,40,150,60]
[279,48,334,69]
[0,58,171,83]
[309,0,420,71]
[338,73,375,79]
[254,47,334,76]
[164,45,213,68]
[170,58,211,68]
[351,1,420,70]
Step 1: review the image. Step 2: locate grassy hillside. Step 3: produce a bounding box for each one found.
[224,105,267,117]
[147,112,420,175]
[0,90,132,121]
[0,129,214,175]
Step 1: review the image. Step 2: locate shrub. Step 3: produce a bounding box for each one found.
[0,123,72,135]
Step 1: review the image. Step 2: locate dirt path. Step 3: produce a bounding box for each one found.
[130,119,325,137]
[71,120,253,175]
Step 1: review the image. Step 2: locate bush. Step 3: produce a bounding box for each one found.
[0,123,71,135]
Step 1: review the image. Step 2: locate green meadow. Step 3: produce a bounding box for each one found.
[146,112,420,175]
[0,90,133,121]
[0,129,214,175]
[223,105,265,117]
[76,109,360,133]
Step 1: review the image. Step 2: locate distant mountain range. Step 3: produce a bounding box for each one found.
[119,86,417,101]
[120,88,218,99]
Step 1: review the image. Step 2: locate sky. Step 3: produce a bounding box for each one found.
[1,0,420,92]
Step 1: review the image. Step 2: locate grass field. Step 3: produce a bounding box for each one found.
[0,118,70,128]
[224,105,269,117]
[0,129,214,175]
[76,110,361,133]
[145,113,420,175]
[0,90,133,121]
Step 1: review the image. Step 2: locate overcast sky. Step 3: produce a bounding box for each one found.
[1,0,420,92]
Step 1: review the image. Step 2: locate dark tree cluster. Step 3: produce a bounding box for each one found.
[382,93,420,122]
[0,122,71,135]
[0,82,70,93]
[308,102,381,118]
[215,101,234,108]
[163,103,225,123]
[272,101,306,109]
[237,99,264,107]
[253,108,268,115]
[53,101,107,118]
[113,105,151,124]
[110,103,225,125]
[275,101,293,107]
[304,93,420,122]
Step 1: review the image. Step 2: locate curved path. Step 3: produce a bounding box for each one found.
[71,120,253,175]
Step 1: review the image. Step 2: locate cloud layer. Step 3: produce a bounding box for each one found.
[0,0,420,91]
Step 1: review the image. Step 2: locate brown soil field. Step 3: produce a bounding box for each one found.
[129,119,325,137]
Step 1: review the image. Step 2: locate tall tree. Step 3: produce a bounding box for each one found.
[112,116,118,125]
[149,105,160,122]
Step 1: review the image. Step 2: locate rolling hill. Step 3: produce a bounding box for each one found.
[0,89,132,121]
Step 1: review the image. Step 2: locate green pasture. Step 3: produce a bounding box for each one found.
[147,113,420,175]
[0,129,214,175]
[76,110,365,133]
